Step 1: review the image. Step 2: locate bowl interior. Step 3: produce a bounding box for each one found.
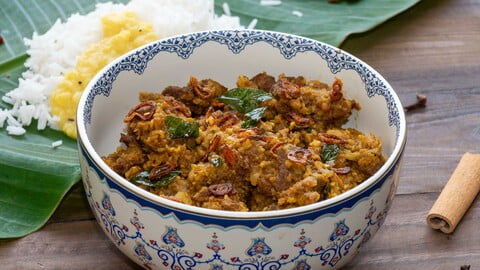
[78,30,405,215]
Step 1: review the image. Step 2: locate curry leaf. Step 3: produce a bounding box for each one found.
[165,116,199,139]
[131,170,180,188]
[219,88,273,113]
[321,144,340,163]
[242,107,268,128]
[211,157,223,167]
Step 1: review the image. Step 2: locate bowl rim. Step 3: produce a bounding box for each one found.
[76,29,407,219]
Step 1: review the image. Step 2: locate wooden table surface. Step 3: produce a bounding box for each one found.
[1,0,480,269]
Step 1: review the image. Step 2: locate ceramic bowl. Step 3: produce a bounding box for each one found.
[77,30,406,270]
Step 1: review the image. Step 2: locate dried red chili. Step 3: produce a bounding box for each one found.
[246,135,268,141]
[149,163,177,180]
[165,97,191,117]
[190,76,214,99]
[0,36,3,44]
[215,112,240,130]
[208,135,222,153]
[285,112,310,128]
[318,133,347,145]
[213,102,225,109]
[237,128,266,143]
[205,107,214,119]
[332,167,351,175]
[208,183,237,196]
[269,142,287,159]
[330,79,343,102]
[222,146,236,167]
[201,135,222,162]
[124,101,157,122]
[287,147,312,164]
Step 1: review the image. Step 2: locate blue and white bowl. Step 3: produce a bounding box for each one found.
[77,30,406,270]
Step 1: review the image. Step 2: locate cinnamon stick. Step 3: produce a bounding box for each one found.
[426,153,480,234]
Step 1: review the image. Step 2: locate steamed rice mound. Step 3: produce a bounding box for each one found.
[103,73,386,211]
[0,0,243,136]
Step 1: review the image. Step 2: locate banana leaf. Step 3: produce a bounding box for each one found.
[0,0,419,238]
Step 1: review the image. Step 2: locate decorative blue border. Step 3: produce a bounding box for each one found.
[80,141,398,229]
[91,193,388,269]
[83,30,400,132]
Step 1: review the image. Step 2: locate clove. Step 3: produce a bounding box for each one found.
[404,94,427,112]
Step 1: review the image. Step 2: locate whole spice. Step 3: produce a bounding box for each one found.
[124,101,157,122]
[208,183,237,196]
[287,147,312,164]
[427,153,480,234]
[404,94,427,112]
[0,36,3,44]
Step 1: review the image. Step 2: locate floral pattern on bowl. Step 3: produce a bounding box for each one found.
[77,30,406,269]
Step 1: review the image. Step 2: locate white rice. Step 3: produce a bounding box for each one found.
[51,140,63,148]
[292,10,303,17]
[1,0,244,136]
[6,126,26,136]
[260,0,282,6]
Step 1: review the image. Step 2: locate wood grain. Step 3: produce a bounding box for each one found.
[0,221,138,270]
[1,0,480,269]
[344,0,480,196]
[346,193,480,269]
[1,193,478,270]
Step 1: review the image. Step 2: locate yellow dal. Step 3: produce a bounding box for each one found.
[50,11,158,138]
